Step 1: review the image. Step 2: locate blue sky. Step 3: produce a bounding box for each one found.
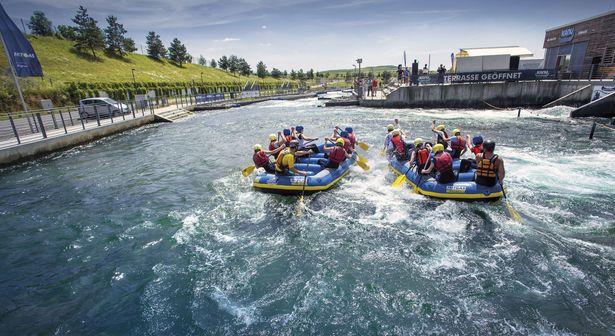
[3,0,615,72]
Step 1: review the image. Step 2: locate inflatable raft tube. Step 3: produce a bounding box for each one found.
[252,144,358,195]
[389,159,503,201]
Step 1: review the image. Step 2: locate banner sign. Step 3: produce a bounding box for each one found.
[445,69,556,83]
[0,4,43,77]
[196,93,225,104]
[241,90,260,98]
[591,86,615,102]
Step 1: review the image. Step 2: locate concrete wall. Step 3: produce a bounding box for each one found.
[0,115,155,167]
[363,80,615,109]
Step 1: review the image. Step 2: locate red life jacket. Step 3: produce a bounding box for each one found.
[470,144,483,155]
[417,148,429,165]
[434,152,453,173]
[252,151,269,167]
[348,134,357,149]
[391,135,404,154]
[284,135,294,146]
[342,138,351,151]
[450,136,466,151]
[329,146,346,164]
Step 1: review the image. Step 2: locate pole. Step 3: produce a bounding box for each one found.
[428,54,431,73]
[20,18,26,34]
[0,27,35,133]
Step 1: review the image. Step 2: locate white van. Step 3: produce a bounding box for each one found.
[79,98,130,118]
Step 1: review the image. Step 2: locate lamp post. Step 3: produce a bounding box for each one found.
[200,72,204,85]
[352,64,357,78]
[356,58,362,79]
[131,68,136,86]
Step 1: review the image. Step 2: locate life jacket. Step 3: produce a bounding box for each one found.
[476,154,498,178]
[417,148,429,165]
[275,149,292,171]
[434,152,453,173]
[342,138,351,152]
[268,141,277,151]
[329,146,346,164]
[450,136,466,151]
[391,135,405,154]
[347,133,357,149]
[252,151,269,167]
[284,135,294,146]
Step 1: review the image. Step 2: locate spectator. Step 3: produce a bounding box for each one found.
[437,64,446,84]
[411,59,419,86]
[367,78,373,97]
[422,64,428,75]
[397,64,403,85]
[404,67,409,85]
[371,78,378,97]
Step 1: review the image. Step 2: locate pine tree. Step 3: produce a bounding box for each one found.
[146,31,166,59]
[290,70,296,80]
[198,55,206,66]
[239,58,251,76]
[297,69,305,80]
[218,56,229,70]
[307,68,314,80]
[256,61,268,78]
[209,59,217,68]
[283,70,288,78]
[122,37,137,53]
[72,6,105,58]
[57,25,77,40]
[271,68,282,79]
[28,11,53,36]
[168,38,189,66]
[228,55,239,74]
[104,15,127,57]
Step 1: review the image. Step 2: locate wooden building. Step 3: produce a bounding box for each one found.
[544,10,615,79]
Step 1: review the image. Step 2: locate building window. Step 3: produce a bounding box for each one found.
[556,54,571,72]
[604,47,615,65]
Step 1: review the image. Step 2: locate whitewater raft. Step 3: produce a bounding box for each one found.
[253,144,358,195]
[389,158,503,201]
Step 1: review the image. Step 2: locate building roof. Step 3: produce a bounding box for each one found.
[546,10,615,32]
[458,46,534,57]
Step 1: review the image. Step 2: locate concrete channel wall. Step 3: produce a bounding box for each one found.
[361,80,614,109]
[0,115,155,167]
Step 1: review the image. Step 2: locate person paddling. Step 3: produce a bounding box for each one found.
[431,121,450,150]
[268,133,286,158]
[275,140,310,176]
[295,125,319,152]
[421,144,456,183]
[466,135,484,156]
[475,140,505,187]
[320,138,352,169]
[253,144,283,174]
[449,129,467,159]
[409,138,431,173]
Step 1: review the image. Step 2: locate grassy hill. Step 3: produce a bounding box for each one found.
[321,65,398,78]
[0,36,289,111]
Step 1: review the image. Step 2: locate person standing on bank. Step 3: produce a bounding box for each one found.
[367,78,373,97]
[474,140,505,187]
[371,78,378,97]
[397,64,403,85]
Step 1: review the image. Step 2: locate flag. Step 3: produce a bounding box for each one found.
[0,3,43,77]
[403,50,407,68]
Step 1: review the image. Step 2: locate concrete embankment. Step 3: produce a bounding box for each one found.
[360,80,614,109]
[192,92,316,111]
[0,115,155,167]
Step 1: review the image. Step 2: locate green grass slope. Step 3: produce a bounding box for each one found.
[321,65,398,78]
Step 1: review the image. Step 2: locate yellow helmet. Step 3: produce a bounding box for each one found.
[436,124,445,131]
[386,124,394,131]
[432,144,444,153]
[392,129,400,136]
[268,133,277,141]
[254,144,262,151]
[336,138,345,146]
[414,137,423,146]
[451,129,461,135]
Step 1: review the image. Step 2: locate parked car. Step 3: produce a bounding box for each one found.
[79,98,130,119]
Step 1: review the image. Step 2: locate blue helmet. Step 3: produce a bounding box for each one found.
[345,127,353,133]
[283,128,291,136]
[472,135,483,146]
[340,131,349,138]
[296,125,304,132]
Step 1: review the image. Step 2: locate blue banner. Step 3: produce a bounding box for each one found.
[415,69,557,84]
[0,4,43,77]
[196,93,225,104]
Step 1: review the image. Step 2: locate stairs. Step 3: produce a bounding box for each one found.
[154,109,194,122]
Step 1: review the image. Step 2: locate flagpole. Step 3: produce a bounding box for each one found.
[0,27,34,132]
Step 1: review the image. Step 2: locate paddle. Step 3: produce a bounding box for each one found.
[501,183,522,223]
[392,162,413,188]
[242,165,256,176]
[357,141,369,151]
[296,152,311,216]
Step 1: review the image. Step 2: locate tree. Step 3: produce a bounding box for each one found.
[57,25,77,40]
[146,31,166,59]
[228,55,239,74]
[104,15,127,56]
[218,56,229,70]
[283,70,288,78]
[198,55,206,66]
[28,11,53,36]
[306,68,314,80]
[345,71,352,82]
[122,37,137,53]
[382,70,392,82]
[271,68,282,79]
[297,69,305,80]
[290,69,296,80]
[209,58,217,68]
[256,61,268,78]
[239,58,251,76]
[168,37,190,66]
[72,6,105,57]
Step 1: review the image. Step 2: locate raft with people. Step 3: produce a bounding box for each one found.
[385,121,505,201]
[245,125,369,195]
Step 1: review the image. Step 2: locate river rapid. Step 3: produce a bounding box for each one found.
[1,98,614,335]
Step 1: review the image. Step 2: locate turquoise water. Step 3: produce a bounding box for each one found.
[1,98,614,334]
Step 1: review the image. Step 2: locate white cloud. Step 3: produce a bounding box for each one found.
[258,43,272,47]
[213,37,240,42]
[261,25,267,29]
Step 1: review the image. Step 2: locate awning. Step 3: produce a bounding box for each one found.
[458,46,534,57]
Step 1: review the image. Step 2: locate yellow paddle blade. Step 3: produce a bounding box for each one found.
[357,155,367,163]
[296,195,305,216]
[242,165,256,176]
[506,202,523,223]
[356,160,370,171]
[391,174,406,188]
[379,148,385,157]
[358,142,369,151]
